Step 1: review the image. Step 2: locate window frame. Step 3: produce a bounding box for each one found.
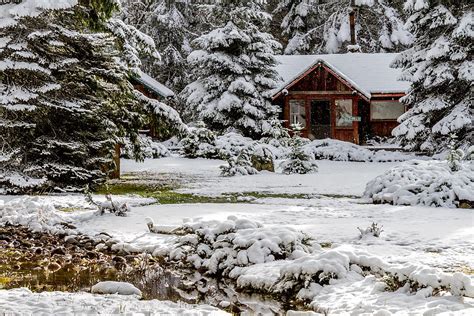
[370,100,405,121]
[335,99,353,128]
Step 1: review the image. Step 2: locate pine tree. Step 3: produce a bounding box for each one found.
[280,123,318,174]
[180,0,284,139]
[392,0,473,153]
[275,0,412,54]
[120,0,191,93]
[0,0,183,193]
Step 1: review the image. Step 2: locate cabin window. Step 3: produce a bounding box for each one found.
[335,99,353,127]
[371,101,405,120]
[289,99,306,128]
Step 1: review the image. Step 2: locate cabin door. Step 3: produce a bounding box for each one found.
[310,100,331,139]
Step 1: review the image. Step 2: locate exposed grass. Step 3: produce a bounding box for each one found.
[95,182,324,205]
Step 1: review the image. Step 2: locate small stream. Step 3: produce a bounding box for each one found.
[0,225,304,315]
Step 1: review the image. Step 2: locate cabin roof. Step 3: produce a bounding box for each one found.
[272,53,410,99]
[135,71,175,98]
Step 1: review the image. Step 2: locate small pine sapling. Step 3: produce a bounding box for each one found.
[220,149,259,177]
[280,123,318,174]
[446,134,464,172]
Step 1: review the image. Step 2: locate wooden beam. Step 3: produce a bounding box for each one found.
[289,91,354,95]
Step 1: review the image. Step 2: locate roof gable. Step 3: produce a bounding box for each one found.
[272,53,410,99]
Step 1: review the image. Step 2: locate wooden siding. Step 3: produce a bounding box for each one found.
[277,64,404,144]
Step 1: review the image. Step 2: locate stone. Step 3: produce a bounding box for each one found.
[51,247,66,256]
[251,148,274,172]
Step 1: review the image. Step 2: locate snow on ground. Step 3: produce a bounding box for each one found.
[0,288,228,316]
[1,157,473,314]
[121,157,399,196]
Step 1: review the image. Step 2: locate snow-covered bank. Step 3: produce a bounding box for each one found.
[0,288,228,315]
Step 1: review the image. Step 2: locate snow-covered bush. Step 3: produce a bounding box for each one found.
[280,124,318,174]
[215,133,255,159]
[122,135,170,160]
[179,122,219,159]
[167,216,315,277]
[358,222,384,239]
[303,139,418,162]
[364,160,474,208]
[220,150,259,177]
[85,190,130,217]
[304,139,373,162]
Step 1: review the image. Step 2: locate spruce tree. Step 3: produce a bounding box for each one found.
[275,0,412,54]
[120,0,191,92]
[180,0,284,139]
[280,123,318,175]
[392,0,473,153]
[0,0,183,193]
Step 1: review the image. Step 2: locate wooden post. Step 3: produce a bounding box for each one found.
[353,97,360,144]
[110,143,121,179]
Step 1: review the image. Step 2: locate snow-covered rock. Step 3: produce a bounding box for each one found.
[91,281,142,297]
[0,288,229,315]
[364,160,474,208]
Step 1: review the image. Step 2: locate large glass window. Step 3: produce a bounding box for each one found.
[335,99,353,127]
[370,101,405,120]
[289,99,306,128]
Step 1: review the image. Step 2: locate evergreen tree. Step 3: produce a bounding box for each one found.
[392,0,473,153]
[0,0,183,193]
[275,0,412,54]
[280,123,318,174]
[120,0,192,92]
[180,0,284,139]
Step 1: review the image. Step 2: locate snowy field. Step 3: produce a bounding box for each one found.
[1,157,473,315]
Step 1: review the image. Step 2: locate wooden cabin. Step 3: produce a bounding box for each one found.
[130,71,175,100]
[272,53,409,144]
[110,72,175,179]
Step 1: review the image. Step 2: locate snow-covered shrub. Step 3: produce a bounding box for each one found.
[121,135,170,160]
[304,139,373,162]
[179,122,219,159]
[215,132,255,159]
[280,124,318,174]
[465,146,474,161]
[85,190,130,217]
[167,216,314,277]
[358,222,384,239]
[220,150,259,177]
[364,160,474,208]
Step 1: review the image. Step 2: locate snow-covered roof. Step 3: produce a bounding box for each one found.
[273,53,410,99]
[135,71,175,98]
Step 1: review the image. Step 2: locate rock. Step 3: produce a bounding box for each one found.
[251,148,274,172]
[0,234,11,242]
[64,236,78,245]
[458,200,473,209]
[51,247,66,256]
[95,243,107,251]
[86,251,99,259]
[47,262,61,271]
[112,256,126,264]
[91,281,142,297]
[33,247,43,255]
